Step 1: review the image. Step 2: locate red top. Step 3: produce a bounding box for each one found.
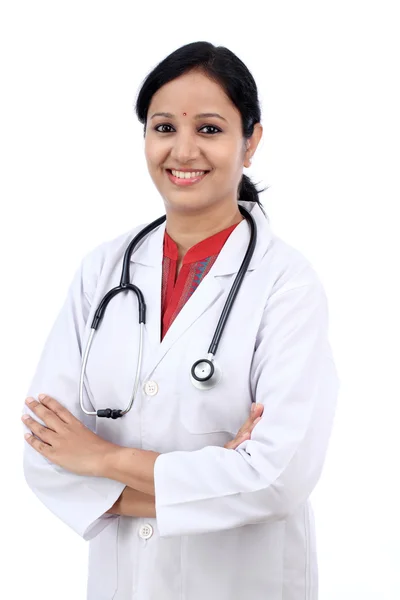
[161,223,239,340]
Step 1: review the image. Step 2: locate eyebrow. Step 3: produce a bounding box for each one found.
[150,112,227,122]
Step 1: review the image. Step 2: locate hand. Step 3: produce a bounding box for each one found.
[22,395,117,477]
[224,402,264,449]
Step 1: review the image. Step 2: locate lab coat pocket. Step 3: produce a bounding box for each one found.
[87,517,119,600]
[179,368,251,437]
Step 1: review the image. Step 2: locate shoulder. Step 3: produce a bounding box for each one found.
[261,229,326,298]
[254,233,333,350]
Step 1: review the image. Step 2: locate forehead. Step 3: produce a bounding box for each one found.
[148,70,237,117]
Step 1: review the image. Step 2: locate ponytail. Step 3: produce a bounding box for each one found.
[238,174,269,218]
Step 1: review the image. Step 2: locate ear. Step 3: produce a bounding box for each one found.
[243,123,263,168]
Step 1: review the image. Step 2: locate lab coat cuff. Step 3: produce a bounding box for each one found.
[154,451,213,538]
[77,480,127,541]
[154,452,179,537]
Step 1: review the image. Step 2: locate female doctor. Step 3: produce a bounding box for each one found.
[21,41,340,600]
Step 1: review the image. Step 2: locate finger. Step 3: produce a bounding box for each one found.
[249,416,262,431]
[228,416,262,450]
[37,394,74,424]
[24,397,61,432]
[252,403,264,418]
[26,395,71,425]
[248,403,263,423]
[224,431,250,450]
[21,414,55,444]
[236,404,260,435]
[24,431,52,456]
[235,423,249,438]
[236,404,263,437]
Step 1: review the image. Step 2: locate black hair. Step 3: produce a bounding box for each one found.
[135,41,268,213]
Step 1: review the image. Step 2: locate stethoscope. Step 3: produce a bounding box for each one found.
[79,205,257,419]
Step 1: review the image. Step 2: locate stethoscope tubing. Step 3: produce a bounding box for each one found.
[208,206,256,355]
[79,205,256,418]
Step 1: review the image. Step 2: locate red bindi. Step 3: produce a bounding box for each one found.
[183,112,187,116]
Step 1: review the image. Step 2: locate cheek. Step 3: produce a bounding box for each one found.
[144,145,157,169]
[211,139,243,169]
[144,136,165,170]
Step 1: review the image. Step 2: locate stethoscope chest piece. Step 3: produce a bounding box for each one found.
[190,356,222,390]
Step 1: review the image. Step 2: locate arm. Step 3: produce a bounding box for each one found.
[102,278,340,537]
[106,486,156,518]
[22,251,126,541]
[102,406,264,517]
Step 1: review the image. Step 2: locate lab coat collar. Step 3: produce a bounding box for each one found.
[129,200,272,276]
[212,200,272,276]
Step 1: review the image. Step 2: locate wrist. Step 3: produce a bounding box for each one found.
[97,443,125,479]
[106,486,126,514]
[100,445,160,497]
[107,486,156,518]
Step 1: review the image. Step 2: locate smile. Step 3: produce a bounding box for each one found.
[166,169,210,186]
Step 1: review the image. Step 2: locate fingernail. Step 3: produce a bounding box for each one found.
[26,397,35,404]
[251,403,255,413]
[38,394,46,401]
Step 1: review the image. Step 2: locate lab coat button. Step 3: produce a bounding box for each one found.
[144,380,158,396]
[139,524,153,540]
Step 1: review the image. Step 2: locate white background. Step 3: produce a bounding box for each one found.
[1,1,399,598]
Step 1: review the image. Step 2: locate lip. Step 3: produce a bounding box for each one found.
[166,168,210,172]
[166,169,210,187]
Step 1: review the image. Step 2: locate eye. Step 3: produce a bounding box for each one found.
[199,125,221,135]
[154,124,175,133]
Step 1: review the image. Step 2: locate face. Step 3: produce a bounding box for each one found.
[144,69,262,215]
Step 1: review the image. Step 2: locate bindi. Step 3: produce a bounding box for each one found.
[183,112,187,116]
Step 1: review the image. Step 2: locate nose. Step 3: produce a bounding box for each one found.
[169,130,200,164]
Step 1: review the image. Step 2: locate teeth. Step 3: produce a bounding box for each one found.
[171,170,206,179]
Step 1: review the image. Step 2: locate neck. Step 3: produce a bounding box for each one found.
[165,202,244,258]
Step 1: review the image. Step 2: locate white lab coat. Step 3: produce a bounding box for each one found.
[22,200,340,600]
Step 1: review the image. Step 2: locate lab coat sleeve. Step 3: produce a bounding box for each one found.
[154,278,340,537]
[22,251,126,541]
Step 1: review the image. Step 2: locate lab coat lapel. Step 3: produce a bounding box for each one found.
[144,272,223,377]
[142,261,163,355]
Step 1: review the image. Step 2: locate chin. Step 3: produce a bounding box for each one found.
[164,196,211,214]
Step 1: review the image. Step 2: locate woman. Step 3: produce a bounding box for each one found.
[21,41,340,600]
